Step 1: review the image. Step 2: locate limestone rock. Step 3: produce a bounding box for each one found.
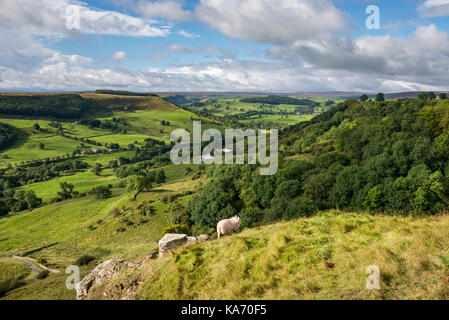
[158,234,188,254]
[76,257,125,300]
[197,234,210,242]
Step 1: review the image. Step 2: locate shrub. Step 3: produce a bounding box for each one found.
[0,279,25,297]
[163,224,190,235]
[89,186,112,199]
[241,207,264,228]
[37,258,47,265]
[282,197,318,220]
[37,270,49,280]
[110,208,121,217]
[75,255,95,266]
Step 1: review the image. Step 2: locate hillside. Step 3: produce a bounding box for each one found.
[85,211,449,300]
[240,96,320,106]
[1,94,449,300]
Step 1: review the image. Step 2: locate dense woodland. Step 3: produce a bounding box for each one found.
[187,97,449,232]
[0,123,17,150]
[0,94,88,118]
[240,95,320,107]
[95,90,158,97]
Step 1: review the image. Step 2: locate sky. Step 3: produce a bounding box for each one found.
[0,0,449,93]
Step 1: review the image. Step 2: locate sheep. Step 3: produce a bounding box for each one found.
[217,215,241,239]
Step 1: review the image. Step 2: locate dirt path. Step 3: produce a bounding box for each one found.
[0,256,59,280]
[2,259,41,279]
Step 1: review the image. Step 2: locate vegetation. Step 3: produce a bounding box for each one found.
[95,90,158,97]
[0,94,88,118]
[0,262,31,282]
[0,123,18,150]
[240,96,320,106]
[1,91,449,300]
[92,212,449,300]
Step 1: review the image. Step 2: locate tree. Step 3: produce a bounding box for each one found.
[427,92,436,100]
[418,92,428,100]
[57,182,76,200]
[39,143,45,150]
[363,186,384,212]
[156,170,166,184]
[375,93,385,102]
[360,94,369,102]
[127,175,152,199]
[440,92,448,100]
[33,123,40,131]
[24,190,42,209]
[91,163,103,176]
[89,186,112,199]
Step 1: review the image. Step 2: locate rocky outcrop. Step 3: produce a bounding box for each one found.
[158,233,210,256]
[76,257,126,300]
[197,234,210,242]
[82,234,211,299]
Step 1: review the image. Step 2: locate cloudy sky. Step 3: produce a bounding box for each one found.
[0,0,449,93]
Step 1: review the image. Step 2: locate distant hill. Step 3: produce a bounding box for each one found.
[164,95,192,106]
[240,95,320,106]
[0,94,88,118]
[95,90,158,97]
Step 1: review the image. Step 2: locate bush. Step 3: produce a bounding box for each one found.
[37,258,47,265]
[75,255,95,266]
[89,186,112,199]
[0,279,25,296]
[163,224,190,235]
[282,197,318,220]
[110,208,121,217]
[37,270,49,280]
[241,207,264,228]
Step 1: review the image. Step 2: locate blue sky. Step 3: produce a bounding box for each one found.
[0,0,448,92]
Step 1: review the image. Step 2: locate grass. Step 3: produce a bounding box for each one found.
[0,261,31,282]
[87,211,449,300]
[95,109,217,140]
[183,96,333,124]
[0,101,216,168]
[0,174,204,299]
[18,169,124,201]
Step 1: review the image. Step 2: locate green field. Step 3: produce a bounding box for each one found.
[182,96,338,124]
[18,169,124,201]
[0,261,31,282]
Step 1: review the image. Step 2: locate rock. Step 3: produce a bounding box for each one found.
[186,236,197,245]
[76,257,126,300]
[158,234,188,255]
[197,234,209,242]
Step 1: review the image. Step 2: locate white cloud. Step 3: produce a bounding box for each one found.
[195,0,347,44]
[418,0,449,17]
[111,51,127,60]
[267,24,449,88]
[138,0,193,22]
[0,0,170,37]
[163,44,218,53]
[1,51,447,93]
[177,30,200,38]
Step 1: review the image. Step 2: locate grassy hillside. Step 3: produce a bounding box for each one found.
[0,166,205,299]
[88,211,449,300]
[182,96,330,125]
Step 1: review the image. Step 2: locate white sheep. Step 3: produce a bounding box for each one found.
[217,215,241,239]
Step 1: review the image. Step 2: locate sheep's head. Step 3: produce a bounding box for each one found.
[236,214,241,221]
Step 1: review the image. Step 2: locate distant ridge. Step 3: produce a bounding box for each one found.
[155,91,448,99]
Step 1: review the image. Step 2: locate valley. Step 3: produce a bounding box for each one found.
[0,91,449,300]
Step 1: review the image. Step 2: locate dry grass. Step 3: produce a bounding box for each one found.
[121,211,449,300]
